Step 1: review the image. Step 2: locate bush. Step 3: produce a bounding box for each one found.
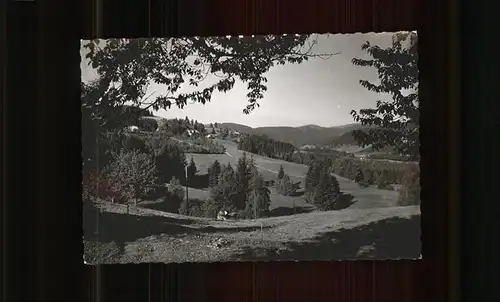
[82,169,127,203]
[377,181,394,190]
[358,180,370,188]
[179,198,207,217]
[201,198,223,218]
[83,241,122,264]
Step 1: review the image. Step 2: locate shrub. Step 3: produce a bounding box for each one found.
[179,198,206,217]
[83,240,122,264]
[82,169,127,203]
[358,180,370,188]
[201,198,223,218]
[377,181,394,190]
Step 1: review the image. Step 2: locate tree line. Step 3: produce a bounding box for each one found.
[238,134,296,161]
[157,117,206,136]
[82,129,189,206]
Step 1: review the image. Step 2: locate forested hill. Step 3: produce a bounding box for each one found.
[219,122,365,147]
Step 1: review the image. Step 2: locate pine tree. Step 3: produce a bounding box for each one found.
[313,171,341,211]
[276,173,295,196]
[234,152,252,210]
[277,164,285,180]
[220,163,235,184]
[212,163,237,209]
[187,157,197,185]
[208,167,214,187]
[245,173,271,219]
[209,160,222,187]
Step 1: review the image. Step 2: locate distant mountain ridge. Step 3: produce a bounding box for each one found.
[149,116,368,148]
[218,122,366,147]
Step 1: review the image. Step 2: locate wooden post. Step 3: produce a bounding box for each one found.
[185,165,189,209]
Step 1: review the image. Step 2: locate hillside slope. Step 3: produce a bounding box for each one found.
[84,201,420,263]
[187,141,400,209]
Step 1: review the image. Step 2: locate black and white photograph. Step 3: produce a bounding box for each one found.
[81,32,420,264]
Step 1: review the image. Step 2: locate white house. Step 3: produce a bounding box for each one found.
[186,129,199,137]
[127,125,139,132]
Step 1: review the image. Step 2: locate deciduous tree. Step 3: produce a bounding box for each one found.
[351,32,419,160]
[107,150,159,206]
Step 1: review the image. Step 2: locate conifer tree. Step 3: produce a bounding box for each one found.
[277,164,285,180]
[245,173,271,219]
[186,157,197,185]
[208,167,214,187]
[210,160,222,187]
[235,153,251,209]
[313,171,340,211]
[219,163,235,184]
[354,166,364,183]
[277,174,295,196]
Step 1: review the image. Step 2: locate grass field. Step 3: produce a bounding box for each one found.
[84,201,420,263]
[186,140,400,210]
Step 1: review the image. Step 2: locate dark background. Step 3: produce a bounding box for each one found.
[3,0,499,300]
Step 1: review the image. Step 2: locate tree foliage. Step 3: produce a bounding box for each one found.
[83,35,335,117]
[351,32,419,159]
[313,172,341,211]
[245,173,271,219]
[186,157,197,185]
[277,164,285,180]
[397,163,420,205]
[234,153,252,210]
[238,134,296,160]
[276,174,296,196]
[208,160,222,187]
[106,149,159,205]
[151,140,187,184]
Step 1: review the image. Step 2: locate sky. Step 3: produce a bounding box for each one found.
[81,33,401,128]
